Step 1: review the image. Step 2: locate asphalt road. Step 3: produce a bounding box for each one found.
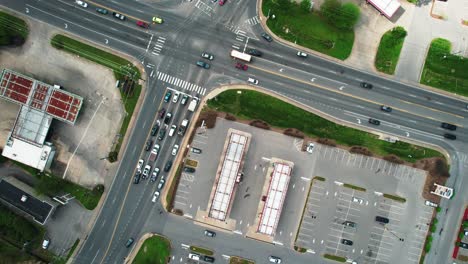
[1,0,467,263]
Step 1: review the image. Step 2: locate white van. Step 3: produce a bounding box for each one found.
[168,125,176,137]
[188,253,200,260]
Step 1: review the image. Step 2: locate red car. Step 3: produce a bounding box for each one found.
[136,21,149,28]
[219,0,226,5]
[235,62,248,71]
[158,108,166,118]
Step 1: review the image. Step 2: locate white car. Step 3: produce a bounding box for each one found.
[248,77,259,85]
[152,191,160,203]
[306,142,314,153]
[75,0,88,7]
[171,144,179,156]
[172,92,180,103]
[269,256,282,263]
[425,200,438,208]
[137,159,144,170]
[42,239,50,249]
[157,179,165,190]
[143,165,151,178]
[352,197,364,204]
[297,51,308,58]
[188,253,200,260]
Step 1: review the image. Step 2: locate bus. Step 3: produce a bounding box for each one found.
[230,50,251,62]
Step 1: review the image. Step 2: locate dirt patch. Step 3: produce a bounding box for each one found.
[196,111,218,129]
[413,157,450,201]
[383,154,404,164]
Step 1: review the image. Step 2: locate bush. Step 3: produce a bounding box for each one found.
[349,146,372,156]
[249,120,270,130]
[433,218,438,224]
[425,241,432,252]
[321,0,360,30]
[107,151,118,163]
[383,155,404,164]
[430,224,437,233]
[317,138,336,147]
[284,128,304,138]
[300,0,311,12]
[225,113,236,121]
[436,207,442,213]
[427,235,433,242]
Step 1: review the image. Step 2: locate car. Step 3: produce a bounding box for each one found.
[352,197,364,204]
[247,77,258,85]
[191,147,202,154]
[112,12,126,20]
[134,173,141,184]
[297,51,308,58]
[196,60,210,69]
[343,221,356,228]
[164,91,172,102]
[158,108,166,118]
[158,126,167,141]
[151,167,160,182]
[204,256,215,262]
[172,92,180,103]
[441,122,457,131]
[142,165,151,179]
[136,21,149,28]
[125,238,134,248]
[341,239,353,246]
[188,253,200,260]
[96,8,108,14]
[184,167,196,173]
[145,139,153,151]
[261,32,273,42]
[181,94,189,105]
[306,142,314,153]
[202,52,214,60]
[205,230,216,237]
[425,200,438,208]
[219,0,226,5]
[360,82,373,89]
[75,0,88,8]
[236,172,244,183]
[164,160,173,172]
[164,112,172,124]
[137,159,144,170]
[459,242,468,249]
[235,62,248,71]
[381,105,392,112]
[168,124,177,137]
[42,239,50,249]
[152,16,163,24]
[444,133,456,140]
[248,49,262,56]
[375,216,389,224]
[268,256,282,263]
[368,118,380,125]
[171,144,179,156]
[157,179,166,190]
[152,191,160,202]
[151,120,161,136]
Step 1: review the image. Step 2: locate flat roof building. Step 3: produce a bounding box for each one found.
[367,0,401,18]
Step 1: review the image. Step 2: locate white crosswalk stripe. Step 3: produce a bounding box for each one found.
[155,71,207,96]
[151,36,166,56]
[246,16,261,25]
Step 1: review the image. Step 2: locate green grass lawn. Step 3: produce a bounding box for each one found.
[420,38,468,96]
[190,245,214,256]
[133,235,171,264]
[50,34,142,158]
[207,90,443,163]
[375,27,407,74]
[262,0,354,60]
[229,256,255,264]
[0,11,28,45]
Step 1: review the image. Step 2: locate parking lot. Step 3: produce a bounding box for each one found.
[295,145,433,264]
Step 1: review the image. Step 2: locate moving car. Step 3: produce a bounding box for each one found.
[368,118,380,125]
[341,239,353,246]
[112,12,126,20]
[202,52,214,60]
[159,108,166,118]
[184,167,195,173]
[158,126,167,141]
[248,77,258,85]
[380,105,392,112]
[297,51,308,58]
[42,239,50,249]
[152,191,160,202]
[248,49,262,56]
[152,16,163,24]
[96,8,108,14]
[181,94,189,105]
[151,167,160,182]
[459,242,468,249]
[196,60,210,69]
[235,62,248,70]
[145,139,153,151]
[157,179,165,190]
[133,173,141,184]
[205,230,216,237]
[125,238,134,248]
[444,133,456,140]
[261,32,273,42]
[75,0,88,8]
[306,143,314,153]
[164,91,172,102]
[136,21,149,28]
[360,82,373,89]
[168,125,177,137]
[352,196,364,204]
[164,112,172,124]
[171,144,179,156]
[219,0,226,5]
[137,159,144,171]
[172,92,180,103]
[268,256,282,263]
[151,120,161,136]
[164,160,173,172]
[441,122,457,131]
[142,165,151,179]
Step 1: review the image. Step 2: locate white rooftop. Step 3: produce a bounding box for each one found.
[257,163,292,236]
[2,136,54,171]
[367,0,401,18]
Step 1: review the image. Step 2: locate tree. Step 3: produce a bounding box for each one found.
[321,0,341,24]
[300,0,311,12]
[277,0,292,12]
[335,3,360,30]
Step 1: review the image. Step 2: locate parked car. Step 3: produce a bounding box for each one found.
[360,82,373,89]
[459,242,468,249]
[181,94,189,105]
[352,197,364,204]
[184,167,195,173]
[441,122,457,131]
[204,230,216,237]
[341,239,353,246]
[42,239,50,249]
[96,8,108,14]
[136,20,149,28]
[268,256,281,263]
[152,191,160,202]
[375,216,389,224]
[191,147,202,154]
[368,118,380,125]
[425,200,438,208]
[343,221,356,228]
[204,256,215,263]
[158,108,166,118]
[172,92,180,103]
[261,32,273,42]
[164,160,173,172]
[247,77,258,85]
[201,52,214,60]
[151,120,161,136]
[188,253,200,260]
[151,167,160,182]
[196,60,210,69]
[444,133,456,140]
[164,91,172,102]
[235,62,248,71]
[248,49,262,56]
[125,238,134,248]
[381,105,392,112]
[306,143,314,153]
[112,12,126,20]
[75,0,88,8]
[297,51,308,58]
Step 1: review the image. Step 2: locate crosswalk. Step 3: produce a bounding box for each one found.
[151,36,166,56]
[156,72,207,95]
[194,0,213,17]
[245,16,261,26]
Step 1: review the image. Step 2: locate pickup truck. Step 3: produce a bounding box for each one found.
[178,119,189,136]
[149,144,160,162]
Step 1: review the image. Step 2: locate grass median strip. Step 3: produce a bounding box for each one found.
[50,34,142,160]
[343,183,366,192]
[313,176,326,181]
[207,90,443,163]
[383,193,407,203]
[323,254,346,262]
[189,245,213,256]
[133,235,171,264]
[375,27,407,75]
[229,256,255,264]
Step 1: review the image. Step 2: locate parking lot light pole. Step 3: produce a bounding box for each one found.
[383,225,404,241]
